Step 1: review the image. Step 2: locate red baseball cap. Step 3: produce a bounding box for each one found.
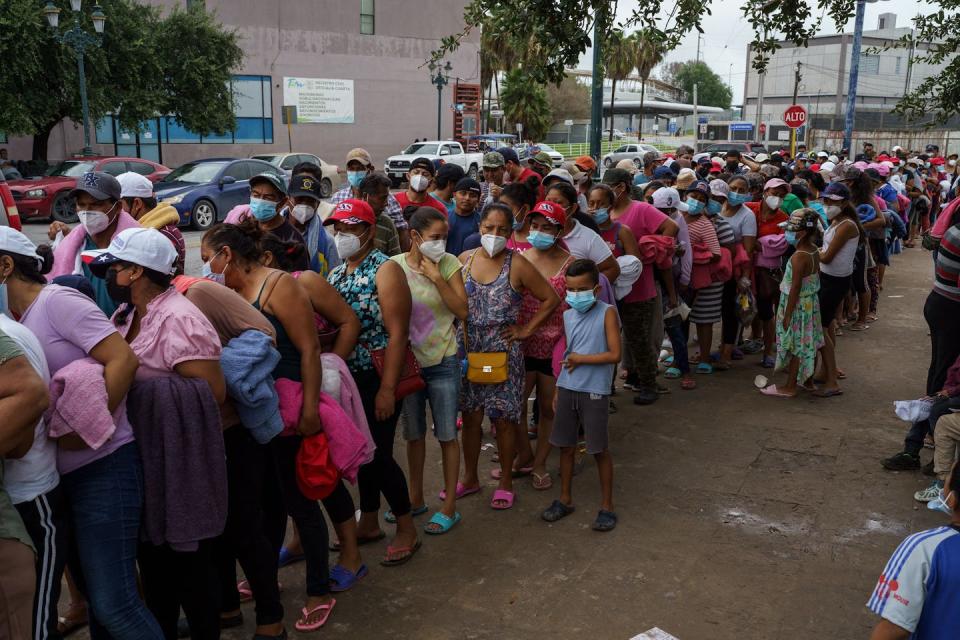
[931,157,945,166]
[530,200,566,226]
[323,199,376,226]
[709,160,723,174]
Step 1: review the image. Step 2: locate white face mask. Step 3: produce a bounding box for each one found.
[77,207,113,235]
[480,234,507,258]
[291,204,316,224]
[764,195,782,210]
[418,238,447,263]
[335,230,366,260]
[410,174,431,193]
[825,205,842,220]
[950,159,957,168]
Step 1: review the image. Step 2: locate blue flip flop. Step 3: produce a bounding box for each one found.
[278,546,305,568]
[329,563,368,592]
[424,511,461,535]
[696,362,713,374]
[663,367,682,379]
[384,503,428,524]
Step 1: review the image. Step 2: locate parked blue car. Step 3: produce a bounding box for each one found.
[154,158,287,230]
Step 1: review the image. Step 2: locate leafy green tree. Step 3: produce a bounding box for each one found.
[544,74,591,120]
[500,69,552,141]
[604,30,636,141]
[673,60,732,109]
[0,0,241,160]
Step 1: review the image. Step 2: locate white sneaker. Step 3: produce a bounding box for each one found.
[915,481,944,503]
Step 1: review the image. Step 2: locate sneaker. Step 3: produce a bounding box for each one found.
[740,339,763,355]
[915,480,944,503]
[922,460,936,477]
[623,373,641,391]
[881,452,921,471]
[633,387,658,405]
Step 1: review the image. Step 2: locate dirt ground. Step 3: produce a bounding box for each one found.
[70,245,943,640]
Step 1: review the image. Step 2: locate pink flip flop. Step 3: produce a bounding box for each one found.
[438,482,481,500]
[490,465,533,480]
[490,489,515,510]
[294,598,336,632]
[760,384,795,398]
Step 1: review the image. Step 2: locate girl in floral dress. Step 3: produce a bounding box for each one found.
[763,209,825,398]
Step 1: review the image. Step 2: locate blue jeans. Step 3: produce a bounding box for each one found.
[402,356,461,442]
[61,443,164,640]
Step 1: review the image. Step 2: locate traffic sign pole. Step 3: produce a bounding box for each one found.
[782,104,807,158]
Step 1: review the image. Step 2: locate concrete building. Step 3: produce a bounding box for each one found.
[741,13,957,149]
[4,0,480,168]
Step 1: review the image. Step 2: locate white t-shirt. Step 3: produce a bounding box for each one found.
[0,315,57,504]
[721,205,758,243]
[563,220,614,264]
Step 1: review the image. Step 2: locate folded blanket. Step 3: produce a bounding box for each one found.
[45,358,119,450]
[221,330,283,444]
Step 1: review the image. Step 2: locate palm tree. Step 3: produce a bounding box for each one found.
[480,23,517,134]
[500,68,551,141]
[604,30,637,142]
[633,30,665,140]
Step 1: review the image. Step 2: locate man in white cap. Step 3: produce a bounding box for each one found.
[332,148,409,249]
[651,188,692,293]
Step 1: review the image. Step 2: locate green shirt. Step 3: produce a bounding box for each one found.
[0,330,34,551]
[390,252,462,367]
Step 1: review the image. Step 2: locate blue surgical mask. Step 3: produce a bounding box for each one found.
[249,197,278,222]
[201,249,226,284]
[347,170,367,188]
[707,200,722,215]
[784,230,798,246]
[565,289,596,313]
[593,207,610,224]
[527,229,558,250]
[685,198,705,215]
[929,490,954,515]
[727,192,750,206]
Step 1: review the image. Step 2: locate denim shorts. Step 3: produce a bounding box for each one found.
[402,355,461,442]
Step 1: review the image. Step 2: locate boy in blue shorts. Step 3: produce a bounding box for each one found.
[542,259,621,531]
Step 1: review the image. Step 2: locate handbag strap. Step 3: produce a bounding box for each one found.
[462,249,480,351]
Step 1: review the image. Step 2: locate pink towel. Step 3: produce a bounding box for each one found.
[732,243,751,280]
[275,380,371,483]
[711,247,733,283]
[319,353,374,461]
[45,358,121,449]
[50,212,140,278]
[755,234,788,269]
[637,235,676,270]
[224,205,252,224]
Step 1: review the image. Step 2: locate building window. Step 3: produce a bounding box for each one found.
[360,0,374,34]
[0,132,7,144]
[186,0,204,9]
[859,54,880,75]
[895,57,902,75]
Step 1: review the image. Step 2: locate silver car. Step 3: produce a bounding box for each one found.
[250,152,340,197]
[601,143,660,169]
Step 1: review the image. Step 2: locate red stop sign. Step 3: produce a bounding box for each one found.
[784,104,807,129]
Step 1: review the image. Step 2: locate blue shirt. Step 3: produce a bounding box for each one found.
[430,192,456,217]
[82,236,118,318]
[447,210,480,257]
[867,525,960,639]
[557,301,615,396]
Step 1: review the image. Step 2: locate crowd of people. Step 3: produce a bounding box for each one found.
[0,138,958,639]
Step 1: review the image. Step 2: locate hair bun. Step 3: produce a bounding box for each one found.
[36,244,54,275]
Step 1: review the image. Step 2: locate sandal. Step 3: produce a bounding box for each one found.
[760,384,796,398]
[278,546,304,568]
[438,482,481,500]
[696,362,713,375]
[663,367,682,379]
[813,388,844,398]
[541,499,575,522]
[380,538,422,566]
[329,531,385,552]
[57,604,88,637]
[680,377,697,390]
[850,322,869,331]
[490,465,533,480]
[592,509,618,532]
[761,355,776,368]
[424,511,461,535]
[329,564,368,592]
[384,503,427,524]
[532,471,553,490]
[294,599,337,632]
[490,489,515,510]
[712,361,732,371]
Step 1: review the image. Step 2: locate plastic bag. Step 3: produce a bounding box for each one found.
[736,290,756,325]
[894,398,935,423]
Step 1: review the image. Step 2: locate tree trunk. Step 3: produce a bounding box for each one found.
[493,72,501,134]
[639,80,647,142]
[32,121,57,163]
[608,78,617,143]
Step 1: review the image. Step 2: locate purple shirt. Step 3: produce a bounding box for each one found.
[20,285,135,474]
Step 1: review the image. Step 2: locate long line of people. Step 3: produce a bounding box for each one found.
[0,139,957,639]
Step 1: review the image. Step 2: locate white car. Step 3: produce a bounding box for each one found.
[250,153,340,197]
[603,128,626,140]
[384,141,484,187]
[515,143,564,168]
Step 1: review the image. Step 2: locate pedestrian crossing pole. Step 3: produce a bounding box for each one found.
[790,62,801,157]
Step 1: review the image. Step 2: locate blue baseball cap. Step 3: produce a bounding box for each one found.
[497,147,520,164]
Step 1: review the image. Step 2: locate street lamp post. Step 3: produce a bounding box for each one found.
[429,60,453,140]
[44,0,106,157]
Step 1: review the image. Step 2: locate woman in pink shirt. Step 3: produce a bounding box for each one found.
[83,227,227,640]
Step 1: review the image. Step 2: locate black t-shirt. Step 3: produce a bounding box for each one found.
[574,209,601,233]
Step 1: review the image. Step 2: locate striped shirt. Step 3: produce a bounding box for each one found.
[867,525,960,638]
[687,215,721,255]
[711,215,737,246]
[934,223,960,301]
[331,186,408,230]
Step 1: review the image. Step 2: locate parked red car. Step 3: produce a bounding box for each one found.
[0,172,22,230]
[8,156,170,222]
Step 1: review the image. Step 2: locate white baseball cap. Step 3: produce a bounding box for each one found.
[82,227,177,277]
[0,227,42,269]
[754,153,770,163]
[821,161,837,172]
[116,172,155,199]
[651,187,688,212]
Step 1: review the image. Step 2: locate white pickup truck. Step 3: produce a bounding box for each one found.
[384,140,484,187]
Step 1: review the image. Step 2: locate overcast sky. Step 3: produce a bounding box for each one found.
[576,0,934,104]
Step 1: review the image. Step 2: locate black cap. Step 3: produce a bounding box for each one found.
[601,168,632,186]
[497,147,520,164]
[409,157,436,175]
[249,173,287,196]
[454,177,481,194]
[288,174,322,201]
[726,149,741,159]
[864,168,883,182]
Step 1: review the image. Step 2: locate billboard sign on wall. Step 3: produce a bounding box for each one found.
[282,77,355,124]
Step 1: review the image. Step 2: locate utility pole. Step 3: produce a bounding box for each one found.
[696,33,702,63]
[790,62,802,157]
[692,83,699,150]
[842,0,867,155]
[754,28,767,144]
[589,5,608,172]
